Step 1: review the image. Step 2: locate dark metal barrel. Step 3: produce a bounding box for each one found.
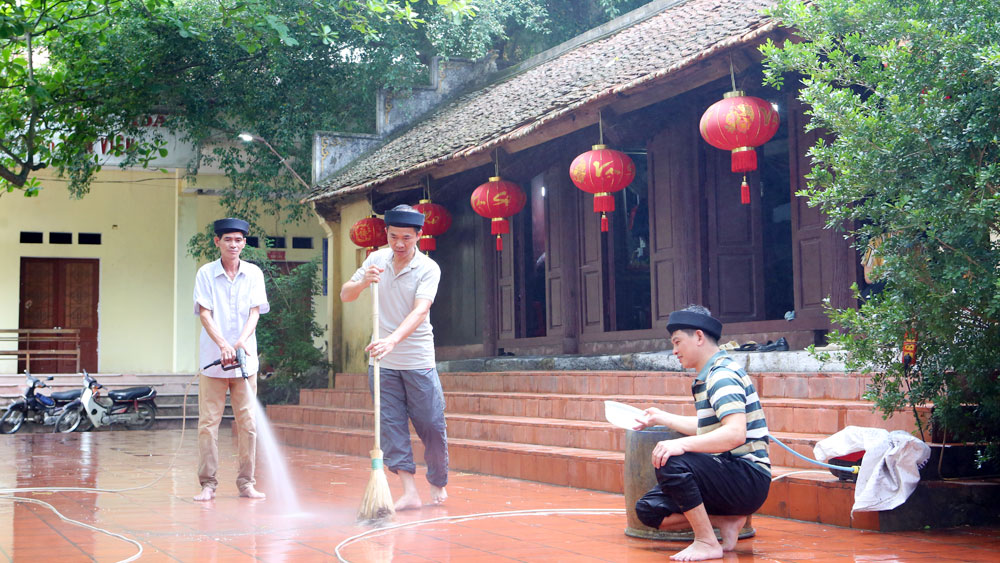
[624,427,756,540]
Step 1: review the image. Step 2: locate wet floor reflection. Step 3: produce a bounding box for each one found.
[0,428,997,562]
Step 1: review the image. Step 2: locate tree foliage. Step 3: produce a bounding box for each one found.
[2,0,649,201]
[7,0,658,387]
[761,0,1000,453]
[0,0,475,198]
[254,257,329,404]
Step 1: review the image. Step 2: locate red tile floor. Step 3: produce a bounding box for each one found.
[0,427,997,562]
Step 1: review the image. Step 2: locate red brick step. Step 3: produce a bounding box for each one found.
[269,369,956,531]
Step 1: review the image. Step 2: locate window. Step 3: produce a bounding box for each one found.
[266,236,286,249]
[246,236,260,248]
[20,232,43,244]
[292,236,313,249]
[49,232,72,244]
[78,233,102,245]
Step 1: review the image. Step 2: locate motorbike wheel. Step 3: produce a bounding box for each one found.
[77,416,94,432]
[54,407,84,434]
[127,403,156,430]
[0,406,26,434]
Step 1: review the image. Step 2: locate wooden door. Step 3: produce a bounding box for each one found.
[19,258,99,373]
[578,175,606,333]
[497,226,517,341]
[703,141,766,323]
[788,101,858,321]
[648,109,703,324]
[544,163,581,353]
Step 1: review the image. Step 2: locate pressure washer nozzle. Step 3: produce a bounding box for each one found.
[236,348,249,380]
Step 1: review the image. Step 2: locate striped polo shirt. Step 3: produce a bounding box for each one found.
[692,351,771,476]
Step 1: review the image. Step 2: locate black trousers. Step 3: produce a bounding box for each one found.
[635,452,770,529]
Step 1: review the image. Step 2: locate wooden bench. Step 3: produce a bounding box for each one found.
[0,329,81,373]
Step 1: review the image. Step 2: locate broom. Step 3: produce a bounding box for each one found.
[358,279,395,521]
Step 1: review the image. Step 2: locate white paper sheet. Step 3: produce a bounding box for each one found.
[604,400,645,430]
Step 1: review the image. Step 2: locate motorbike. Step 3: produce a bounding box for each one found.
[0,373,82,434]
[54,371,157,433]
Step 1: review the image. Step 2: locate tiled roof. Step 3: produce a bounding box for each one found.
[308,0,777,203]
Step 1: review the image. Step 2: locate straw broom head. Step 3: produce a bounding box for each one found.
[358,448,395,521]
[359,280,394,522]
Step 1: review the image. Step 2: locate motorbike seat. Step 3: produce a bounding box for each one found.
[107,387,156,401]
[50,389,82,402]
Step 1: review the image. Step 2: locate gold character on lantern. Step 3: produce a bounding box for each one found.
[725,103,756,133]
[593,160,615,177]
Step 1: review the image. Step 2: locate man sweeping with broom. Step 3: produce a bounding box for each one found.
[341,204,449,514]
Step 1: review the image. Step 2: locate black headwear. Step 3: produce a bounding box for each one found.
[213,218,249,237]
[666,310,723,341]
[384,206,425,229]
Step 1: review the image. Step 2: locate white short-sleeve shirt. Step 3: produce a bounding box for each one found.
[350,248,440,370]
[194,259,269,378]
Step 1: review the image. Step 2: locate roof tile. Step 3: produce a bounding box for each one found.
[310,0,776,203]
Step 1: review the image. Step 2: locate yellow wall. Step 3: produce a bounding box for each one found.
[1,169,178,373]
[1,169,329,375]
[336,197,381,374]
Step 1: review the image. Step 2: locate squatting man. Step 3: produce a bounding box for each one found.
[340,204,449,510]
[193,218,269,501]
[632,305,771,561]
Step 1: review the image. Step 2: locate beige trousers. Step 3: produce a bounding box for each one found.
[197,374,258,492]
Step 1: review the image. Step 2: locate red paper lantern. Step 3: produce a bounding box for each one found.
[349,215,387,255]
[569,144,636,231]
[413,198,452,251]
[470,176,526,251]
[699,90,780,204]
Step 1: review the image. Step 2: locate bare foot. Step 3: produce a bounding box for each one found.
[394,490,422,511]
[670,539,724,561]
[430,485,448,505]
[239,486,266,499]
[193,487,215,501]
[714,515,746,551]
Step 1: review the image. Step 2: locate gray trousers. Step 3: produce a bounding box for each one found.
[367,366,449,487]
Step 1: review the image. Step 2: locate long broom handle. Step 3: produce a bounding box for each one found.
[372,280,381,453]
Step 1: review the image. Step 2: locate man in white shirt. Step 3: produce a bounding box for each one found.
[193,218,269,501]
[341,204,448,510]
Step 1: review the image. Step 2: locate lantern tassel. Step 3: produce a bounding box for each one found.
[601,213,609,232]
[496,234,503,252]
[491,217,509,235]
[731,147,757,174]
[593,193,615,213]
[418,237,436,252]
[741,177,750,205]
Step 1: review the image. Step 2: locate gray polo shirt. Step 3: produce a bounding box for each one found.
[351,248,440,370]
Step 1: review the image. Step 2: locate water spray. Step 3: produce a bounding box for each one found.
[0,349,298,561]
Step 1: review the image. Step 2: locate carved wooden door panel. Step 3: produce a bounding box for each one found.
[788,100,859,320]
[703,142,766,323]
[497,232,517,341]
[578,178,606,333]
[19,258,99,373]
[648,111,703,324]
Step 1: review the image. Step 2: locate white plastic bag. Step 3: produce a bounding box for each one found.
[813,426,930,513]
